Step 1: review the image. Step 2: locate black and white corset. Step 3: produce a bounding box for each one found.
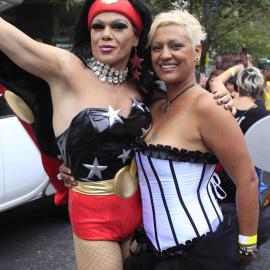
[135,139,226,252]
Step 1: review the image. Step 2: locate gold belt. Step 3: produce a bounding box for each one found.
[72,158,138,199]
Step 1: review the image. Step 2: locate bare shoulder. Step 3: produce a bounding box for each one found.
[58,50,82,67]
[194,86,230,117]
[57,50,85,76]
[48,49,86,93]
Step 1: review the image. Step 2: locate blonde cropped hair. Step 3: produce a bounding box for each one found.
[148,10,207,48]
[237,67,265,99]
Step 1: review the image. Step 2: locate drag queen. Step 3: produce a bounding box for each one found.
[0,1,155,269]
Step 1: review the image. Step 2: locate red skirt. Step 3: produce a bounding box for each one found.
[69,188,142,241]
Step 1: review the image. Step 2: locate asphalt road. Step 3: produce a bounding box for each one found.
[1,177,270,270]
[0,196,76,270]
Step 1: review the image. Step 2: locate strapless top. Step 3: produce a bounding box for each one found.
[56,98,151,182]
[134,138,222,251]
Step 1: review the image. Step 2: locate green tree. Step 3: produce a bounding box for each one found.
[51,0,270,70]
[148,0,270,70]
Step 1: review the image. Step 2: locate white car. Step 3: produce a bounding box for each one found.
[0,92,52,212]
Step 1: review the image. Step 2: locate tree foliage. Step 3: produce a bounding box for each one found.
[147,0,270,70]
[51,0,270,69]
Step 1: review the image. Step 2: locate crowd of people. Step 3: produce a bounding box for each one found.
[0,0,270,269]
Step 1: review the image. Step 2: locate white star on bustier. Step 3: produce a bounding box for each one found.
[83,157,108,180]
[132,98,145,111]
[102,105,124,127]
[118,149,131,164]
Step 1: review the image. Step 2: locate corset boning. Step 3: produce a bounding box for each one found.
[134,139,223,251]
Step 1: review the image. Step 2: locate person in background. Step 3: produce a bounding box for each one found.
[225,76,238,98]
[262,65,270,110]
[204,69,223,92]
[215,66,269,204]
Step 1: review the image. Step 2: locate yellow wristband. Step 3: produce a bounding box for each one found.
[238,234,257,245]
[228,67,235,77]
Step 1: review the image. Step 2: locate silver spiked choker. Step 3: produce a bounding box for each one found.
[85,57,129,84]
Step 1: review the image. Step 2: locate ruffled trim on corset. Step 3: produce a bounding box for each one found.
[132,227,212,257]
[133,138,218,164]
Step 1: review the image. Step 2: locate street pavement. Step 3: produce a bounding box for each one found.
[0,196,76,270]
[1,174,270,270]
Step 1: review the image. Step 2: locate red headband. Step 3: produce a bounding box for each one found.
[87,0,143,33]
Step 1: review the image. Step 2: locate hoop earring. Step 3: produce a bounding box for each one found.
[130,47,144,80]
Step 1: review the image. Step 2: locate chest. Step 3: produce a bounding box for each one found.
[145,101,199,145]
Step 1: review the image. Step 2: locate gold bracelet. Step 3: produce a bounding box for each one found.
[228,67,235,77]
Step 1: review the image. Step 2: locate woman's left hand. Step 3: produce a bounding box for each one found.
[211,82,236,115]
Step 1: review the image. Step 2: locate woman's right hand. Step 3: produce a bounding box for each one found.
[58,163,77,188]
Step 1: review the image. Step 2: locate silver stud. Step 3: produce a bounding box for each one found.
[100,76,107,82]
[95,70,101,76]
[102,69,108,75]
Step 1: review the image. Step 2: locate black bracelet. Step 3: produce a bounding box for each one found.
[238,244,257,256]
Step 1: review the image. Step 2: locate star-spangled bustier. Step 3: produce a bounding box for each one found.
[56,98,152,182]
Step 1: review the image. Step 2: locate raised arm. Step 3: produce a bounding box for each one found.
[197,93,259,238]
[0,17,69,83]
[216,64,244,85]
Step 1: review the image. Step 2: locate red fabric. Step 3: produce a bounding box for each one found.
[19,119,69,205]
[215,163,222,174]
[0,86,68,205]
[88,0,143,33]
[0,86,4,93]
[40,154,69,205]
[69,189,142,240]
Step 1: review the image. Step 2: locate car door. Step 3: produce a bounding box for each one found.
[0,93,49,212]
[0,92,12,205]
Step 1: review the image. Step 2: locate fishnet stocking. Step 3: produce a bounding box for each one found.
[73,233,123,270]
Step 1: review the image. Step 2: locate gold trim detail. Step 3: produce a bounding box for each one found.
[4,90,34,124]
[72,158,138,199]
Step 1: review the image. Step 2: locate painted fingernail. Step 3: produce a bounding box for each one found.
[57,173,63,181]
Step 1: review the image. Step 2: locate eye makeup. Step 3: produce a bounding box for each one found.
[111,20,129,30]
[91,19,130,31]
[91,21,105,30]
